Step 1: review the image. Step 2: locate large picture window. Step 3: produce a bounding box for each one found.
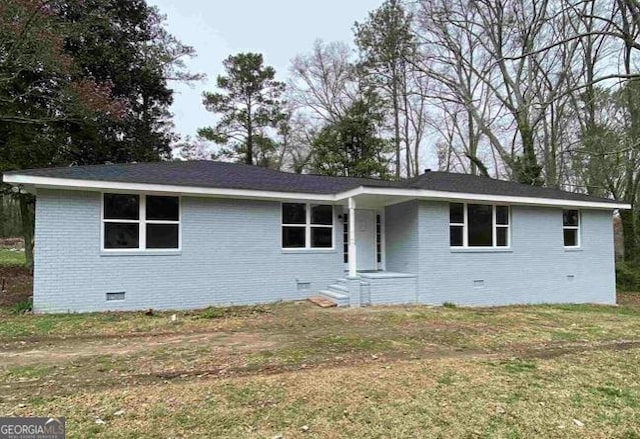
[449,203,510,248]
[282,203,334,249]
[103,194,180,250]
[563,209,580,247]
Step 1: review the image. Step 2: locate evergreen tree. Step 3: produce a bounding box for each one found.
[311,92,391,179]
[198,53,286,165]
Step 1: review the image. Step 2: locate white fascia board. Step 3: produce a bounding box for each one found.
[2,174,336,202]
[336,186,630,210]
[4,174,630,209]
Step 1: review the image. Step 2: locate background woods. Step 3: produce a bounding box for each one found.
[2,0,640,265]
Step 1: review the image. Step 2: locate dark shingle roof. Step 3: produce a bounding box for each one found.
[406,171,618,204]
[5,161,402,194]
[5,160,620,205]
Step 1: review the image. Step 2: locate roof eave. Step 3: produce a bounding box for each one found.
[2,174,337,202]
[337,186,629,210]
[3,174,629,210]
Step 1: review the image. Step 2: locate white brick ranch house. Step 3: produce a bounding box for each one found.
[3,160,629,313]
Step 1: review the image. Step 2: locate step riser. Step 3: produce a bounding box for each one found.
[317,290,349,307]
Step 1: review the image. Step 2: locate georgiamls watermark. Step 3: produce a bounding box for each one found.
[0,418,65,439]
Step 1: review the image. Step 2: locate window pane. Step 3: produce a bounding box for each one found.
[468,204,493,246]
[104,194,139,220]
[146,196,179,221]
[311,227,332,248]
[564,229,578,247]
[450,225,463,246]
[450,203,464,224]
[282,203,306,224]
[311,204,333,225]
[563,210,579,226]
[497,227,508,247]
[104,223,139,249]
[146,224,179,249]
[496,206,509,225]
[282,226,305,248]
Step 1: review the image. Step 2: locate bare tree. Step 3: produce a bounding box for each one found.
[288,40,358,125]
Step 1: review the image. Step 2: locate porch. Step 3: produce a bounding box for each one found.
[314,194,418,307]
[316,271,418,307]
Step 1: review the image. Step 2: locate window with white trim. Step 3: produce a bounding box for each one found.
[563,209,580,247]
[103,194,180,250]
[282,203,333,249]
[449,203,510,247]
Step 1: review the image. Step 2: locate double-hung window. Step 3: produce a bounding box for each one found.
[103,193,180,251]
[563,209,580,247]
[449,203,510,248]
[282,203,334,249]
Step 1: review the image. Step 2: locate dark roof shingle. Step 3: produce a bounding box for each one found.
[5,160,619,205]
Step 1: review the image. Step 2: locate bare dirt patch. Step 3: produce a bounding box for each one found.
[0,265,31,307]
[0,331,276,367]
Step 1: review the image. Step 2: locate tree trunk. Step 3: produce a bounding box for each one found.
[0,195,5,238]
[18,195,35,273]
[246,102,253,165]
[392,82,401,179]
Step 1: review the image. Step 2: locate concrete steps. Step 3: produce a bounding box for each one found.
[317,289,349,307]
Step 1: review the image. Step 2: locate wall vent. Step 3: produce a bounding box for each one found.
[567,275,575,282]
[106,292,125,301]
[473,280,485,288]
[296,282,311,292]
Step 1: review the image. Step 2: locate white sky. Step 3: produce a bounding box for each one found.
[147,0,383,140]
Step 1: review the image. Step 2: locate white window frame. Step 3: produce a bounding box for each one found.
[449,203,510,249]
[562,209,580,248]
[101,193,181,252]
[281,202,334,250]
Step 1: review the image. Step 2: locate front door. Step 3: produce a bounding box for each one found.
[355,209,377,271]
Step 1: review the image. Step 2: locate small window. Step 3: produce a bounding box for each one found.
[563,209,580,247]
[376,214,382,263]
[104,194,139,220]
[282,203,334,249]
[102,194,180,251]
[449,203,510,248]
[343,213,349,263]
[449,203,465,247]
[282,203,306,224]
[103,194,140,249]
[282,226,306,248]
[468,204,493,246]
[146,196,179,221]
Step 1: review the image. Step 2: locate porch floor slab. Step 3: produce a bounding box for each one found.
[357,271,417,279]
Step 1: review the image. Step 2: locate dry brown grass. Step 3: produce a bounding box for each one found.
[2,297,640,437]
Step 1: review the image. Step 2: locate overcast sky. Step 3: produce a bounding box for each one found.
[147,0,383,141]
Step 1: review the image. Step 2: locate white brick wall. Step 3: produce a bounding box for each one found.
[417,201,616,306]
[33,190,617,312]
[34,190,344,313]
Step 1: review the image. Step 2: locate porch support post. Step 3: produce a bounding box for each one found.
[348,197,357,278]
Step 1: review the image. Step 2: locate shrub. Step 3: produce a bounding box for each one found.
[10,297,32,315]
[616,263,640,292]
[442,301,457,308]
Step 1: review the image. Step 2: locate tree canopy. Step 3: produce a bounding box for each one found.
[310,92,391,179]
[198,53,286,165]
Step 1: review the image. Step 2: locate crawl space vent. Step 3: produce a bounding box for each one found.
[106,292,125,301]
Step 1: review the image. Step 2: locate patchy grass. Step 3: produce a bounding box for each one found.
[1,298,640,436]
[0,248,25,266]
[3,346,640,438]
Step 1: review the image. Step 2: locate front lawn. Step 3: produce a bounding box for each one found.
[2,299,640,437]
